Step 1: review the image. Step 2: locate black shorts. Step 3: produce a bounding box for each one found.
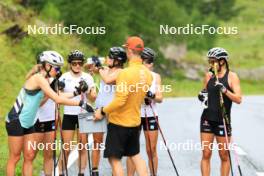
[200,118,232,137]
[141,116,158,131]
[34,120,55,133]
[6,119,35,136]
[104,123,140,159]
[62,114,79,130]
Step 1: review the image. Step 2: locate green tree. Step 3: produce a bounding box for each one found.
[59,0,129,54]
[27,0,239,57]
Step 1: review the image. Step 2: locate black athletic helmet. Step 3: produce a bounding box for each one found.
[68,50,85,63]
[108,47,127,63]
[207,47,228,61]
[141,47,156,63]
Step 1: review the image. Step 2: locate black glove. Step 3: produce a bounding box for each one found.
[144,98,151,105]
[58,81,65,91]
[50,79,56,91]
[50,79,65,91]
[79,100,94,112]
[215,82,227,93]
[198,89,208,102]
[74,80,89,96]
[56,71,62,79]
[146,91,156,99]
[92,56,102,68]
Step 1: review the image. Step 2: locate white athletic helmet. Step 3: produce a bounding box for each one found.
[207,47,228,60]
[39,51,64,67]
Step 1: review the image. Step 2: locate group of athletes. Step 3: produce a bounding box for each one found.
[5,36,242,176]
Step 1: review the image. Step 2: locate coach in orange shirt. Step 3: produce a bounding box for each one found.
[94,36,152,176]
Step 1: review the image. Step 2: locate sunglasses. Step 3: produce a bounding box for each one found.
[54,66,61,73]
[71,62,84,66]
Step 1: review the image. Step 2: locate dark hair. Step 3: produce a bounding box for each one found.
[224,59,229,71]
[219,58,229,71]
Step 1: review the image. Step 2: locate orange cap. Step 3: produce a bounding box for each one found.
[123,36,144,51]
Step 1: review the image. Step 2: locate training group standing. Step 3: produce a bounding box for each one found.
[5,36,160,176]
[5,35,242,176]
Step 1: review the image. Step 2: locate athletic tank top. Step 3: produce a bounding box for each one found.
[6,88,44,128]
[36,99,56,122]
[201,70,233,123]
[95,80,115,108]
[141,72,158,117]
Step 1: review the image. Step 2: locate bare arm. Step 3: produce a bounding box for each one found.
[36,75,80,106]
[40,93,73,106]
[154,73,163,103]
[40,90,75,106]
[225,72,242,104]
[59,92,76,98]
[99,68,120,84]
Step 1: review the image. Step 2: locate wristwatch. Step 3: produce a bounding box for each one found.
[101,107,106,116]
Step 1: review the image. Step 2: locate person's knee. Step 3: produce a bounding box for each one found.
[80,148,87,155]
[202,150,212,160]
[152,146,157,156]
[146,147,157,158]
[93,136,103,144]
[24,150,36,161]
[219,151,229,162]
[9,154,21,164]
[146,144,152,154]
[146,147,151,156]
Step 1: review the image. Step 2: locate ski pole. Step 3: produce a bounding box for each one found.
[232,139,243,176]
[79,93,83,175]
[53,104,57,176]
[53,111,66,175]
[56,79,69,176]
[214,63,235,176]
[149,104,180,176]
[80,92,92,176]
[57,105,68,176]
[87,135,92,176]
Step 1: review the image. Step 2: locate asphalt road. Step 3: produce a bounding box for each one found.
[66,96,264,176]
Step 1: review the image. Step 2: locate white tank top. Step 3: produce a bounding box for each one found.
[95,80,115,108]
[141,72,158,117]
[59,72,95,115]
[36,99,56,122]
